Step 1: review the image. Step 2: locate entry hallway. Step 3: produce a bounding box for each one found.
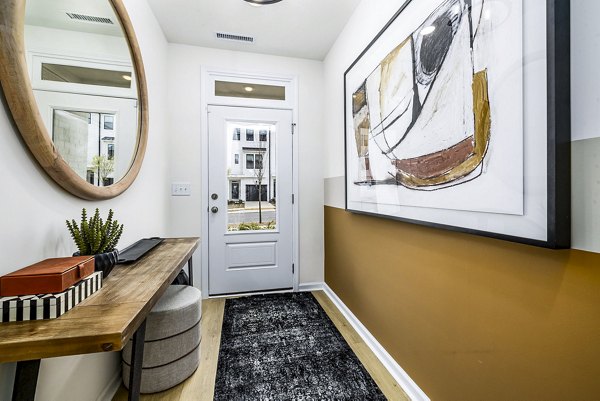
[113,292,409,401]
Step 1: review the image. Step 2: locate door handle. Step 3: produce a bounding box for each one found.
[211,206,219,213]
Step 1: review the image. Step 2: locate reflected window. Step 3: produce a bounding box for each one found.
[41,63,132,89]
[87,170,95,185]
[104,115,114,130]
[246,129,254,141]
[52,109,117,187]
[244,154,264,170]
[259,130,268,141]
[234,154,239,165]
[233,128,241,140]
[231,181,240,200]
[246,154,254,169]
[246,185,268,201]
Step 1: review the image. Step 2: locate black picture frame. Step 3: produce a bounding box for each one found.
[343,0,570,249]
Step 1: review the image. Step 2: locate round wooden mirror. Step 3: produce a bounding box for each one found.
[0,0,148,200]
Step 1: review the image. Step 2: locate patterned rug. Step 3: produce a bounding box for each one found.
[214,292,387,400]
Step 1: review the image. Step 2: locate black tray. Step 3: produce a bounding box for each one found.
[117,237,164,264]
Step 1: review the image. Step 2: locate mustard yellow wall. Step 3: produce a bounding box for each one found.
[324,206,600,401]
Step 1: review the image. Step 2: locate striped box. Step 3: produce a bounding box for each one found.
[0,271,103,322]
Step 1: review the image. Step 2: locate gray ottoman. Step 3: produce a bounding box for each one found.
[122,285,202,394]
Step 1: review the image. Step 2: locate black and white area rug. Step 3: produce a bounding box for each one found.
[214,292,387,400]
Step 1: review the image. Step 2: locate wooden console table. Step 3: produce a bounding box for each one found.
[0,237,199,401]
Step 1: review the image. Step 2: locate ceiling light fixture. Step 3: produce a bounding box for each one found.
[122,74,132,81]
[244,86,254,92]
[243,0,283,6]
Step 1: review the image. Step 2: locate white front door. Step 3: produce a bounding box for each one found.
[208,105,294,295]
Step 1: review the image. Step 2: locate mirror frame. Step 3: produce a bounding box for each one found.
[0,0,148,200]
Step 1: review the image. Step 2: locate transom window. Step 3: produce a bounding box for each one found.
[214,80,286,101]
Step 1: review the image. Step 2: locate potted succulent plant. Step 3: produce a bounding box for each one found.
[66,208,124,278]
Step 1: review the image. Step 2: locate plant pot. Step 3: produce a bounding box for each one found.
[73,249,119,278]
[94,250,119,278]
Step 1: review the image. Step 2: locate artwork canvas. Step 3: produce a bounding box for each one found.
[344,0,571,247]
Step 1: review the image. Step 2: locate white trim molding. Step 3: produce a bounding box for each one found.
[96,370,122,401]
[298,282,325,292]
[322,283,430,401]
[200,67,300,297]
[208,288,293,299]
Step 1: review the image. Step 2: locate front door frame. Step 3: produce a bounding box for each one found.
[200,67,299,297]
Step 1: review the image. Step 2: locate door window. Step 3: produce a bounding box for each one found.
[226,121,277,231]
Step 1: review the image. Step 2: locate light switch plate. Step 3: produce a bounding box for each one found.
[171,182,191,196]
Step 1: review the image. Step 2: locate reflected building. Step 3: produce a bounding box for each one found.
[227,124,277,204]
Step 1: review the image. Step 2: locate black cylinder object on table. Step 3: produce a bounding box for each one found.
[94,250,119,278]
[73,249,119,278]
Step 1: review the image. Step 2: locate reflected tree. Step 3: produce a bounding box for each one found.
[91,155,114,186]
[253,141,268,223]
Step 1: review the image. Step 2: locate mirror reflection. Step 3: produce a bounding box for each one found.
[25,0,139,186]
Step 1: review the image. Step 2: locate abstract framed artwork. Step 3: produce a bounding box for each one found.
[344,0,570,248]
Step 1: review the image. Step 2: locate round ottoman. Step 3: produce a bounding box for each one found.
[122,285,202,394]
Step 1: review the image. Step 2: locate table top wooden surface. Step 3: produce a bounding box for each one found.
[0,237,199,363]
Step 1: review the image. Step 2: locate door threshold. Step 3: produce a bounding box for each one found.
[208,287,294,299]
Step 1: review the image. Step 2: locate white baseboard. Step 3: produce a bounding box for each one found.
[96,370,122,401]
[208,288,294,299]
[322,283,430,401]
[298,282,325,292]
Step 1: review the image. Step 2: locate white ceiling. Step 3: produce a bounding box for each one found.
[25,0,124,37]
[147,0,362,60]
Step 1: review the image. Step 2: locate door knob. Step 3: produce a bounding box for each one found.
[211,206,219,213]
[211,193,218,200]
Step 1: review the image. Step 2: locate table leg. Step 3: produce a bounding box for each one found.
[128,319,146,401]
[12,359,40,401]
[188,256,194,286]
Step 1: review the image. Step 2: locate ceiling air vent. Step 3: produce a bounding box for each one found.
[66,12,114,25]
[215,32,255,44]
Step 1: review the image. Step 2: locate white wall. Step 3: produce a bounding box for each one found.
[166,44,325,285]
[571,0,600,142]
[24,24,131,63]
[0,0,169,399]
[323,0,407,179]
[570,0,600,252]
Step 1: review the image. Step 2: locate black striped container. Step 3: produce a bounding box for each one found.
[0,271,103,322]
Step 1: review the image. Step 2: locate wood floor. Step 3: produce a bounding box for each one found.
[113,291,410,401]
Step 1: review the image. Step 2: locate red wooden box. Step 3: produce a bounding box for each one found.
[0,256,95,296]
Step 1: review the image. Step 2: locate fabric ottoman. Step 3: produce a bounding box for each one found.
[122,285,202,393]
